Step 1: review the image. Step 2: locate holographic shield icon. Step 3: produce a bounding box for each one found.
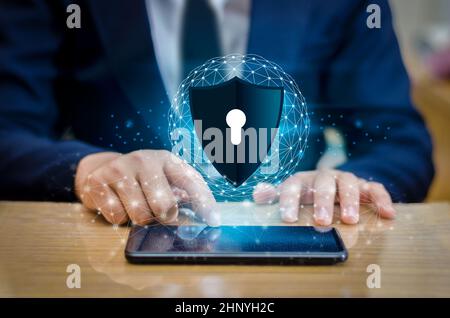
[190,77,283,186]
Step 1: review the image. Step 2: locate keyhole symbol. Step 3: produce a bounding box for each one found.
[226,109,246,145]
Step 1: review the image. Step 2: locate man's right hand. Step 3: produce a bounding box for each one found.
[74,150,220,226]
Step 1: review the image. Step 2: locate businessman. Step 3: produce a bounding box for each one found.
[0,0,434,226]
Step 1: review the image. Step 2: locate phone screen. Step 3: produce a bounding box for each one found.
[126,225,346,258]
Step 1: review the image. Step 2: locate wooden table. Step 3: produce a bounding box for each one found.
[0,201,449,297]
[413,79,450,201]
[404,50,450,201]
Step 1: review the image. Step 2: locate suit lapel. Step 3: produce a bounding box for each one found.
[87,0,167,115]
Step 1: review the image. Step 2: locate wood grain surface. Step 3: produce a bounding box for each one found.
[0,201,449,297]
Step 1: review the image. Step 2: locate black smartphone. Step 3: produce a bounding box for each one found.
[125,225,348,265]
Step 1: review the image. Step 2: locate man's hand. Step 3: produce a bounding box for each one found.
[75,150,220,226]
[253,169,396,226]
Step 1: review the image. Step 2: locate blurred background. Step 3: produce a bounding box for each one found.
[390,0,450,201]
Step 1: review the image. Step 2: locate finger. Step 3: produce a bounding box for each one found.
[164,157,220,226]
[97,190,129,225]
[140,229,176,252]
[337,172,360,224]
[367,182,396,219]
[80,175,129,225]
[110,176,155,226]
[253,182,278,204]
[279,176,301,223]
[171,186,190,204]
[358,179,372,203]
[138,170,179,224]
[288,171,316,204]
[313,170,336,226]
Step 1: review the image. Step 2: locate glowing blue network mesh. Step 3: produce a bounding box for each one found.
[168,54,309,201]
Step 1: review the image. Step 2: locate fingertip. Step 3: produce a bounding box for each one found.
[315,219,332,227]
[341,214,359,225]
[254,182,273,191]
[159,204,179,223]
[105,214,123,225]
[193,196,220,226]
[149,199,178,224]
[114,214,130,225]
[253,182,277,204]
[314,207,332,226]
[316,214,333,226]
[378,205,396,219]
[280,207,298,223]
[132,217,152,227]
[282,214,298,223]
[341,206,359,225]
[172,187,189,203]
[207,212,221,227]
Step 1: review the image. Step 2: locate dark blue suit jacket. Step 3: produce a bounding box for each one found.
[0,0,434,202]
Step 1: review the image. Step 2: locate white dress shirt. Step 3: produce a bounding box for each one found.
[145,0,251,98]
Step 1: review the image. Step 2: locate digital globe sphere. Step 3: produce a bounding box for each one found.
[168,54,309,201]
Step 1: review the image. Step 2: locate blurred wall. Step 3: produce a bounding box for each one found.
[391,0,449,53]
[390,0,450,77]
[390,0,450,201]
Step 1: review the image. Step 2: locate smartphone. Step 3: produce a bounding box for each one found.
[125,225,348,265]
